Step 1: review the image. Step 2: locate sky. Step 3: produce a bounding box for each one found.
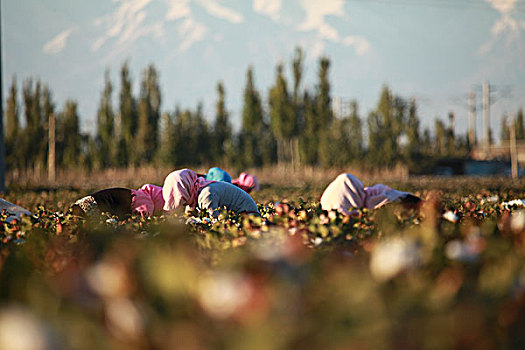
[3,0,525,143]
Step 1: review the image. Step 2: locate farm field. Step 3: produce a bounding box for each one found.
[1,174,525,349]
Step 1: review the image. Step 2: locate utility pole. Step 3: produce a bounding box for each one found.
[510,112,518,179]
[48,113,55,183]
[483,81,490,153]
[0,0,5,192]
[469,90,476,147]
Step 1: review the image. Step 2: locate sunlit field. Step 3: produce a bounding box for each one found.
[1,171,525,349]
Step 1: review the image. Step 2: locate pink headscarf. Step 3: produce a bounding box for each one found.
[131,184,165,217]
[162,169,214,212]
[232,172,260,193]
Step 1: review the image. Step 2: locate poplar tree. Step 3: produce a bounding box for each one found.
[172,108,200,166]
[319,117,351,167]
[516,108,524,140]
[58,100,81,168]
[5,77,20,169]
[367,111,385,166]
[435,119,446,157]
[157,111,174,166]
[135,64,161,164]
[446,112,456,156]
[368,86,400,167]
[348,101,363,161]
[96,70,114,167]
[40,85,54,168]
[197,103,212,164]
[501,115,509,141]
[269,63,294,163]
[300,57,333,166]
[213,82,232,163]
[300,92,318,165]
[292,47,304,110]
[241,67,265,167]
[119,62,138,165]
[316,57,332,127]
[21,79,45,169]
[286,48,305,166]
[405,99,421,158]
[422,128,432,155]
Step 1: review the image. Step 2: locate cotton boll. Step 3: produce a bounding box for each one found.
[502,199,525,209]
[105,298,144,341]
[85,260,130,299]
[445,240,478,262]
[0,307,54,350]
[442,210,458,223]
[370,237,419,282]
[510,211,525,233]
[197,272,250,319]
[445,229,486,262]
[312,237,323,246]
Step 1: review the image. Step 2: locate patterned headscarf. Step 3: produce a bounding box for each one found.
[73,195,101,217]
[162,169,215,212]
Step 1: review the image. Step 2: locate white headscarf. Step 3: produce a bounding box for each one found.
[320,173,409,214]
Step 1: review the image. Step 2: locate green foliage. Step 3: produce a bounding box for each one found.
[501,114,510,141]
[5,49,523,173]
[316,57,332,127]
[319,118,351,167]
[156,111,174,166]
[57,100,81,168]
[135,64,162,165]
[435,118,446,156]
[516,108,524,140]
[95,70,115,168]
[240,66,275,167]
[367,86,402,167]
[405,99,420,157]
[119,61,138,166]
[20,79,46,170]
[242,67,264,135]
[212,82,233,164]
[170,105,212,166]
[299,92,319,165]
[5,77,21,170]
[269,63,294,139]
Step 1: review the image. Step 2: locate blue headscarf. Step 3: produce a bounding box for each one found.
[205,167,232,183]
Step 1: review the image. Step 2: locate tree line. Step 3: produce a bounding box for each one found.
[4,48,525,174]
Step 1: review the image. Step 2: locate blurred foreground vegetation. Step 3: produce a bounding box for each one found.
[1,177,525,349]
